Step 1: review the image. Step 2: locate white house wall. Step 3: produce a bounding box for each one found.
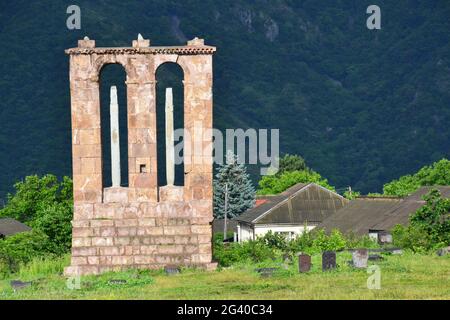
[254,225,316,239]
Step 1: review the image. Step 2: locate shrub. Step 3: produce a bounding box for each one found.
[0,230,49,276]
[213,240,277,267]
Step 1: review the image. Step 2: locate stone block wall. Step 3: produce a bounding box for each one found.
[64,37,217,276]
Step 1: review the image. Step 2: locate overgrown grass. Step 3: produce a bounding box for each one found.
[1,252,449,300]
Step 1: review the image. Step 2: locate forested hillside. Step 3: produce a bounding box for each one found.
[0,0,449,199]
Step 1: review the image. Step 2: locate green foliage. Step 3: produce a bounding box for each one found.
[392,224,434,253]
[30,202,73,255]
[343,189,361,200]
[213,152,256,218]
[278,154,307,175]
[0,175,73,275]
[0,230,49,276]
[383,159,450,197]
[257,170,335,195]
[213,229,378,267]
[213,237,277,267]
[392,189,450,252]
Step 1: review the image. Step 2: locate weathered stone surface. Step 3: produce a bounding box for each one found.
[322,251,336,271]
[298,254,311,273]
[352,249,368,269]
[64,38,216,277]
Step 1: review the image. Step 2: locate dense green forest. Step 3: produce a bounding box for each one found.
[0,0,449,200]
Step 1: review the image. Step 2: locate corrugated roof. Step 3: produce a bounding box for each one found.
[318,197,403,235]
[0,218,31,237]
[234,183,348,225]
[319,186,450,235]
[372,186,450,231]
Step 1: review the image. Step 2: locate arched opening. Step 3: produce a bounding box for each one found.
[100,64,129,188]
[156,62,184,187]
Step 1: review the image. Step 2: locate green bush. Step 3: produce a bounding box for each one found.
[213,228,379,267]
[213,239,277,267]
[391,189,450,252]
[0,230,49,277]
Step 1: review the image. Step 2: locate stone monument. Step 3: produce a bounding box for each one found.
[64,35,216,275]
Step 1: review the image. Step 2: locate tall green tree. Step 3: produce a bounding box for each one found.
[278,154,307,175]
[214,152,256,218]
[257,169,335,195]
[383,159,450,197]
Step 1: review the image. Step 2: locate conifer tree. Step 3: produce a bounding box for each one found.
[213,152,256,218]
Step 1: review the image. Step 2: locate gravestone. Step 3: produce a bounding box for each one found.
[352,249,368,269]
[10,280,32,291]
[164,266,181,275]
[298,254,311,273]
[322,251,336,271]
[255,268,277,278]
[108,279,127,285]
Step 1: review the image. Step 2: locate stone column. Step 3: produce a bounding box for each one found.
[70,54,103,203]
[165,88,175,186]
[110,86,121,187]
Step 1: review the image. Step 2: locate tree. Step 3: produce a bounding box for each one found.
[383,159,450,196]
[278,154,307,175]
[392,189,450,251]
[257,169,335,195]
[0,174,73,255]
[214,152,256,219]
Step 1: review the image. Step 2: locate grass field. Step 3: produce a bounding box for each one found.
[1,252,449,300]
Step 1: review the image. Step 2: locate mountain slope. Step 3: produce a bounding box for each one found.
[0,0,449,199]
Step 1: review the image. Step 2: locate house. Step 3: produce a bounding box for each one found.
[317,196,403,240]
[234,183,349,242]
[0,218,31,239]
[318,186,450,243]
[212,219,238,236]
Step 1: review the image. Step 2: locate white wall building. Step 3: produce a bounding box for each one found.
[234,183,349,242]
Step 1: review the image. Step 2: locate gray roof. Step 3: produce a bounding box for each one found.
[319,186,450,235]
[372,186,450,231]
[234,183,348,225]
[0,218,31,237]
[317,197,403,235]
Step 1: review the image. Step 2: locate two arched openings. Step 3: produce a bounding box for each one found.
[99,62,184,190]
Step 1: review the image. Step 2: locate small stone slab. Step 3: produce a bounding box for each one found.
[436,246,450,256]
[10,280,32,291]
[108,279,127,285]
[352,249,368,269]
[164,266,180,275]
[255,268,278,278]
[322,251,336,271]
[298,254,311,273]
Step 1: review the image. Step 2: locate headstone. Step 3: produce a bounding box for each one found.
[164,265,180,275]
[322,251,336,271]
[10,280,32,291]
[110,86,121,187]
[436,246,450,256]
[165,88,175,186]
[255,268,277,278]
[391,248,403,255]
[352,249,368,269]
[298,254,311,273]
[108,279,127,285]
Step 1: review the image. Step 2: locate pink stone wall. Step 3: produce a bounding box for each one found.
[65,39,216,276]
